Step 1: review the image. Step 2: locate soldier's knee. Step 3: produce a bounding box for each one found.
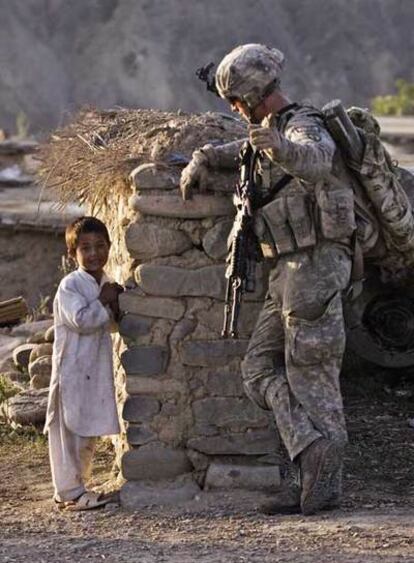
[286,292,346,367]
[241,355,272,410]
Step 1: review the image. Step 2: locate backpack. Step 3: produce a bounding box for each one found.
[323,100,414,275]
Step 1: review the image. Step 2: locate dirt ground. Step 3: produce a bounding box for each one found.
[0,372,413,563]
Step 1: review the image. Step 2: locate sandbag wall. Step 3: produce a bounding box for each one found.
[114,157,281,506]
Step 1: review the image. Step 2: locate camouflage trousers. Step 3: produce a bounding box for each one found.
[241,241,351,461]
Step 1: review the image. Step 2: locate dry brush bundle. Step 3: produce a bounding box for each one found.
[37,107,246,214]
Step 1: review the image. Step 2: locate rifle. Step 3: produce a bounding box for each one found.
[222,141,260,338]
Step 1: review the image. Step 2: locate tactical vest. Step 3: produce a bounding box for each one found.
[253,104,357,259]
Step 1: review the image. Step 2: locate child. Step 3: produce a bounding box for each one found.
[44,216,123,511]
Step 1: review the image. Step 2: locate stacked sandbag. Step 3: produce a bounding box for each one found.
[3,319,53,427]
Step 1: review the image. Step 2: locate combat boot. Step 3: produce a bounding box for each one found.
[300,437,341,515]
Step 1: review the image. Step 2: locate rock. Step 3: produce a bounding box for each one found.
[122,396,160,423]
[187,429,278,455]
[180,339,249,367]
[13,343,37,370]
[122,443,192,481]
[30,371,51,389]
[119,291,185,321]
[29,343,53,363]
[197,301,262,337]
[125,376,185,396]
[119,314,152,339]
[44,326,55,343]
[0,334,25,371]
[11,319,53,338]
[135,264,226,299]
[202,219,233,260]
[1,370,28,389]
[125,222,192,260]
[129,163,178,190]
[205,462,280,491]
[187,449,209,471]
[129,194,234,219]
[195,370,244,397]
[169,318,197,343]
[192,397,268,429]
[126,424,157,446]
[28,355,52,379]
[27,330,48,344]
[120,478,200,509]
[121,346,169,376]
[6,388,48,426]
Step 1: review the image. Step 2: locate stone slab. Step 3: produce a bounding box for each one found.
[202,219,232,260]
[180,339,248,367]
[126,424,157,446]
[196,370,244,397]
[122,396,160,423]
[125,222,192,260]
[120,478,200,509]
[129,163,178,191]
[197,301,262,337]
[119,314,152,339]
[125,376,186,396]
[121,345,169,376]
[0,334,25,371]
[122,444,192,481]
[6,388,48,426]
[192,397,268,429]
[120,291,185,321]
[205,462,280,491]
[187,429,278,455]
[129,194,234,219]
[135,264,226,299]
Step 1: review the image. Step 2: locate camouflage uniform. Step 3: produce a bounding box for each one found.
[201,99,354,463]
[183,45,356,510]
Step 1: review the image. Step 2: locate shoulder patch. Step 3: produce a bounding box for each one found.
[289,125,323,143]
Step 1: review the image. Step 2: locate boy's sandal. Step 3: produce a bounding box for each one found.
[60,491,110,512]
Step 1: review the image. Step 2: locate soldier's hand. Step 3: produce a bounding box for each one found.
[249,124,283,154]
[180,149,210,201]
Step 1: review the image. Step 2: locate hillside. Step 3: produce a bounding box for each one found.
[0,0,413,133]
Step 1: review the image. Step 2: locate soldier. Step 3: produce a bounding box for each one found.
[180,44,355,515]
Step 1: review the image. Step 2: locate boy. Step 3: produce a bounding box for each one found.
[44,216,123,511]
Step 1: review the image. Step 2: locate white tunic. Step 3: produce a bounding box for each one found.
[44,268,120,437]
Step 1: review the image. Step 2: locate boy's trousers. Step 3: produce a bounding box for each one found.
[48,403,97,502]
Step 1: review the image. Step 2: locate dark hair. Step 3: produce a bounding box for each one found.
[65,216,110,256]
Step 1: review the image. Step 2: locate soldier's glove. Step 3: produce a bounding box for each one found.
[249,124,287,161]
[180,149,210,201]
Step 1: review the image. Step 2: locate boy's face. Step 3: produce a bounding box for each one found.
[72,232,110,276]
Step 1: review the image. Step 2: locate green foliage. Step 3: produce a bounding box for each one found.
[0,375,19,406]
[372,79,414,116]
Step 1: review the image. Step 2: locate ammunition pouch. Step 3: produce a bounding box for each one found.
[316,186,356,241]
[255,194,317,257]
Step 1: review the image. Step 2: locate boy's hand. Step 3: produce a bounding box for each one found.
[99,282,124,306]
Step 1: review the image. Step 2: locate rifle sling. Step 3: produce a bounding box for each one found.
[256,173,293,208]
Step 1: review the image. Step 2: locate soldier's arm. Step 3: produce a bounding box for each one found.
[199,139,244,171]
[265,116,336,183]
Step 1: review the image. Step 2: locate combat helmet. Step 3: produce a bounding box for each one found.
[215,44,285,110]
